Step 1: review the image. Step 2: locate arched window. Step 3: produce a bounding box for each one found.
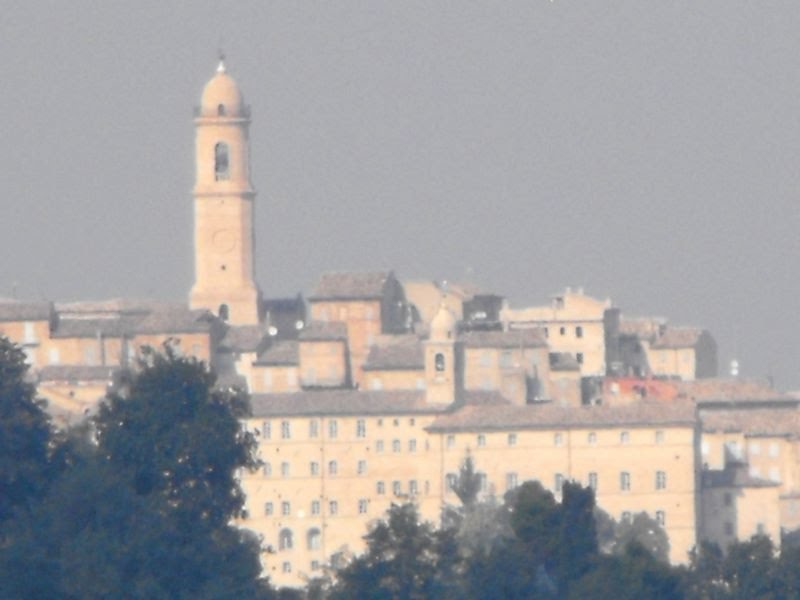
[435,353,445,372]
[218,304,229,321]
[279,528,293,551]
[214,142,230,181]
[217,103,226,116]
[307,528,321,550]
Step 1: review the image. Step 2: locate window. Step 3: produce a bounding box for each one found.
[620,431,630,444]
[393,418,399,426]
[757,522,766,535]
[446,435,455,449]
[576,352,584,365]
[508,433,517,446]
[554,433,563,447]
[478,434,486,447]
[281,420,291,439]
[620,472,631,491]
[281,462,290,478]
[307,528,321,550]
[576,326,583,338]
[478,472,488,492]
[655,430,665,444]
[555,473,564,493]
[701,440,710,455]
[311,500,320,515]
[435,352,445,372]
[376,481,385,494]
[656,511,666,526]
[409,480,418,495]
[329,501,338,515]
[588,472,598,491]
[328,420,338,439]
[356,419,366,438]
[214,142,230,181]
[393,439,401,453]
[769,443,780,458]
[263,462,272,477]
[282,562,292,573]
[311,560,320,571]
[281,501,291,516]
[262,421,271,439]
[279,530,293,550]
[309,419,319,438]
[506,472,518,491]
[376,440,384,453]
[559,326,566,336]
[310,461,319,476]
[217,103,226,116]
[377,418,383,427]
[655,471,667,490]
[769,467,781,482]
[328,460,338,476]
[357,459,367,475]
[408,439,417,452]
[358,499,368,514]
[588,432,597,446]
[264,502,273,516]
[392,481,402,496]
[723,492,732,507]
[446,473,457,492]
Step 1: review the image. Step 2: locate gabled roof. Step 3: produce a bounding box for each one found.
[701,408,800,437]
[219,325,268,353]
[0,301,54,322]
[253,340,299,366]
[460,329,547,349]
[680,378,794,406]
[651,327,707,349]
[50,307,216,338]
[363,336,424,371]
[309,271,393,301]
[38,365,117,383]
[298,321,348,342]
[427,401,697,433]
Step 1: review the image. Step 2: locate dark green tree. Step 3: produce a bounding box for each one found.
[558,481,598,591]
[0,336,52,526]
[331,503,440,600]
[0,347,272,599]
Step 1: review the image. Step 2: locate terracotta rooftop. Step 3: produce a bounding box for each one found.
[253,340,298,366]
[298,321,348,341]
[249,389,508,418]
[38,365,117,383]
[363,336,424,371]
[651,327,705,349]
[0,301,54,322]
[427,401,697,433]
[678,378,793,405]
[309,271,393,301]
[701,408,800,437]
[50,307,216,338]
[460,329,547,349]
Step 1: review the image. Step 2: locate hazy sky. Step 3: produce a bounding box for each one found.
[1,2,798,389]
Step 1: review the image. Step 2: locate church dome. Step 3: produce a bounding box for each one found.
[200,60,245,117]
[430,301,457,341]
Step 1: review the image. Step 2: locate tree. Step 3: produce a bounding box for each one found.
[0,336,52,526]
[452,455,482,510]
[331,503,440,599]
[557,481,598,590]
[0,347,272,599]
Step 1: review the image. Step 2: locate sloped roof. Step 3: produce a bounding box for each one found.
[618,317,665,340]
[253,340,299,366]
[219,325,267,353]
[702,465,779,489]
[679,378,793,405]
[363,336,424,371]
[427,401,697,433]
[651,327,705,349]
[0,301,53,322]
[50,307,216,338]
[701,408,800,437]
[38,365,116,383]
[298,321,348,342]
[460,329,547,349]
[309,271,393,301]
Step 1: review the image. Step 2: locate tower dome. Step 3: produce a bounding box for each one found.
[200,59,245,117]
[430,301,457,341]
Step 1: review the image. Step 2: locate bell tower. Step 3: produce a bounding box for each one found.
[425,300,464,405]
[189,58,261,325]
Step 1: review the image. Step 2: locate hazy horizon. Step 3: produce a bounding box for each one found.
[1,2,798,389]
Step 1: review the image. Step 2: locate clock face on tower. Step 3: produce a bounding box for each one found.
[212,229,237,253]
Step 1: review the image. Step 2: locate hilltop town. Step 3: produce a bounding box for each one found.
[1,61,797,588]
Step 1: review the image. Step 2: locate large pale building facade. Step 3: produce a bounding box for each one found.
[0,61,796,588]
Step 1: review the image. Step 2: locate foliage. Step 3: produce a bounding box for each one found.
[0,345,271,599]
[0,336,52,526]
